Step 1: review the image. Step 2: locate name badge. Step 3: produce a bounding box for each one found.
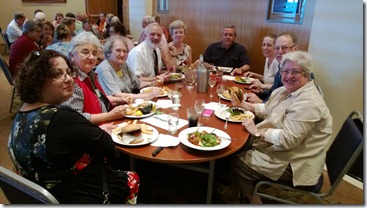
[117,70,123,78]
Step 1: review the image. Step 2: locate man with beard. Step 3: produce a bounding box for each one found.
[203,24,251,75]
[127,22,169,83]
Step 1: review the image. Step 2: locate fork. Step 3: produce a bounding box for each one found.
[224,112,230,129]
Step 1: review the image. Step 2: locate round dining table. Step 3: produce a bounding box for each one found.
[113,76,252,204]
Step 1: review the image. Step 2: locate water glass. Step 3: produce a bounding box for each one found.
[184,69,197,88]
[167,113,179,135]
[170,91,181,110]
[187,106,199,127]
[208,75,217,98]
[216,83,225,105]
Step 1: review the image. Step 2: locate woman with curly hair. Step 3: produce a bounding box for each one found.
[8,49,140,204]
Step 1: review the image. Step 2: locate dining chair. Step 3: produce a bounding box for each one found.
[0,166,60,204]
[251,110,363,204]
[0,55,16,113]
[0,27,10,54]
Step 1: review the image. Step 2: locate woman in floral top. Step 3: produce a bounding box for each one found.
[8,50,139,204]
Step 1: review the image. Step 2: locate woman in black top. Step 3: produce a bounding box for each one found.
[8,49,139,204]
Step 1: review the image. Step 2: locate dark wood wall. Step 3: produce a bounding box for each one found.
[154,0,315,74]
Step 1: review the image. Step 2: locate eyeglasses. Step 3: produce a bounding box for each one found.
[280,69,304,76]
[76,49,99,58]
[275,45,296,51]
[54,69,77,82]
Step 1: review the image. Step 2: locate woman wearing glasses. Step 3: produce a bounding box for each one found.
[8,50,139,204]
[225,51,332,203]
[62,32,127,130]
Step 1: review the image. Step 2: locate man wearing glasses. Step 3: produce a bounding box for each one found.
[246,32,299,103]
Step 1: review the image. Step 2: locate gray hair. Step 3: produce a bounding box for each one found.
[68,31,101,54]
[103,35,129,59]
[14,12,26,20]
[280,51,313,77]
[22,20,41,35]
[34,12,46,22]
[143,15,155,24]
[169,20,186,36]
[144,22,162,36]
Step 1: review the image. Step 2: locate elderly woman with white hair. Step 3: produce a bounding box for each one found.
[96,35,160,100]
[223,50,333,203]
[62,32,126,128]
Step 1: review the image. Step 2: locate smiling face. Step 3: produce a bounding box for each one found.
[108,39,128,65]
[221,27,236,48]
[280,60,310,93]
[171,27,185,43]
[146,24,162,49]
[262,36,275,58]
[42,57,75,105]
[70,43,98,73]
[275,35,298,63]
[42,23,54,37]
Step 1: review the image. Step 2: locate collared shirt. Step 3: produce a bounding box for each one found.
[203,41,250,68]
[239,80,333,186]
[263,58,279,85]
[96,59,141,95]
[62,69,109,121]
[7,19,23,43]
[126,40,162,78]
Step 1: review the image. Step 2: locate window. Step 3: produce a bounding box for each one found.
[157,0,169,13]
[266,0,306,24]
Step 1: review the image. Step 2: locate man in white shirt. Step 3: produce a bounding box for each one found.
[7,12,27,44]
[127,22,169,83]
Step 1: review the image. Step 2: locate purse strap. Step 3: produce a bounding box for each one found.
[101,158,110,204]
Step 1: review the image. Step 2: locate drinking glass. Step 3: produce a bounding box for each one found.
[194,99,205,126]
[187,106,199,127]
[208,76,217,98]
[167,113,179,135]
[216,83,225,106]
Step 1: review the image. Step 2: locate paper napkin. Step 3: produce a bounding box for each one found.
[150,134,180,147]
[140,114,188,131]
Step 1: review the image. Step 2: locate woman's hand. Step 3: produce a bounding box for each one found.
[109,105,126,120]
[249,79,265,94]
[242,118,257,135]
[99,123,118,135]
[246,93,263,104]
[168,45,177,56]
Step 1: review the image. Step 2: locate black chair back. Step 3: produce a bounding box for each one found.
[0,55,14,86]
[325,110,363,194]
[0,166,59,204]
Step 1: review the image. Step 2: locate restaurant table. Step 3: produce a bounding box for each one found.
[113,78,251,204]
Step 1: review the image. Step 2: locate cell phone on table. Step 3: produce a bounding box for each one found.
[202,109,214,117]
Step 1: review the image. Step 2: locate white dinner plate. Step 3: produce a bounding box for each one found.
[178,126,231,151]
[140,87,168,97]
[111,123,159,146]
[168,73,185,82]
[233,77,255,84]
[214,106,254,123]
[124,101,156,119]
[219,90,247,101]
[217,66,233,73]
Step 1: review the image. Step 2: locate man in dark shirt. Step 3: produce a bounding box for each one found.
[203,24,250,75]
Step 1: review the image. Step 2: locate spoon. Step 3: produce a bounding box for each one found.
[224,112,230,129]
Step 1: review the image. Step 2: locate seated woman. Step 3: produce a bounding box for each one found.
[244,34,278,86]
[160,20,192,71]
[9,20,41,78]
[105,20,135,51]
[227,51,332,203]
[8,50,139,204]
[96,35,160,100]
[46,23,72,57]
[62,32,126,127]
[38,21,54,49]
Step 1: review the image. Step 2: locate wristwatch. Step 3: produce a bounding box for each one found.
[254,130,261,138]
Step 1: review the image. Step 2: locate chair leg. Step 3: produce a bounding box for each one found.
[9,87,15,113]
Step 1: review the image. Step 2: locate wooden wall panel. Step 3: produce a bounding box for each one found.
[85,0,117,19]
[155,0,315,74]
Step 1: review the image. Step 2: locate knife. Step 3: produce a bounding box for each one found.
[152,146,164,156]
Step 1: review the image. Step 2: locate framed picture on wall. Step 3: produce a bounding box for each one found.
[22,0,66,3]
[157,0,169,13]
[266,0,306,24]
